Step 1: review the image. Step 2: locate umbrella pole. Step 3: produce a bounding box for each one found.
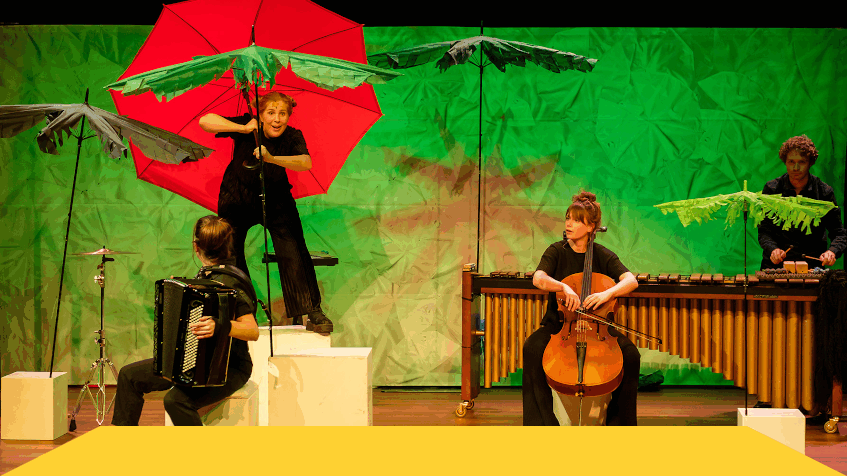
[48,88,89,377]
[743,207,749,415]
[251,81,275,358]
[476,21,484,269]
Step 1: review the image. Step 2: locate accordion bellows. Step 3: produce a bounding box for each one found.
[154,278,236,387]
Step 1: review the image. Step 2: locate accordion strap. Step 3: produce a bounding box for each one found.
[197,265,258,314]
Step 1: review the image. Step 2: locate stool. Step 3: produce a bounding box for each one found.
[551,388,611,426]
[165,379,258,426]
[1,372,68,440]
[248,325,331,425]
[737,408,805,454]
[268,347,372,426]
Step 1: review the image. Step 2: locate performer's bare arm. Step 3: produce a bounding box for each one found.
[229,314,259,341]
[253,145,311,171]
[582,272,638,310]
[198,113,251,134]
[190,313,259,341]
[533,270,637,311]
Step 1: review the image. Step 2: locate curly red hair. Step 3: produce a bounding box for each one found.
[251,92,297,116]
[778,135,818,166]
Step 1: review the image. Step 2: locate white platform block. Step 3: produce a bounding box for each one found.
[268,347,372,426]
[165,379,258,426]
[248,325,331,426]
[738,408,805,454]
[1,372,68,440]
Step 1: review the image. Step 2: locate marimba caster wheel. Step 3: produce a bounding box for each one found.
[466,399,474,410]
[823,418,839,434]
[455,401,471,417]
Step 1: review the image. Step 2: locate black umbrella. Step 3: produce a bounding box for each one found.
[0,89,214,376]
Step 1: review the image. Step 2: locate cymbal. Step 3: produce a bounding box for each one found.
[73,247,138,256]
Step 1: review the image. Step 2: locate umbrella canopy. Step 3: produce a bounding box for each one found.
[108,0,400,213]
[655,181,838,234]
[0,94,214,378]
[0,103,213,163]
[368,35,597,73]
[368,34,597,266]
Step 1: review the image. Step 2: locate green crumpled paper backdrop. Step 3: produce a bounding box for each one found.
[1,26,844,386]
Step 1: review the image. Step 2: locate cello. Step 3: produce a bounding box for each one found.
[542,226,660,425]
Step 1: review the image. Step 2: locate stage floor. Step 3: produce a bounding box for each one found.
[1,386,845,474]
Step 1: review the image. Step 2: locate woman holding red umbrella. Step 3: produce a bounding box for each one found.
[199,92,332,334]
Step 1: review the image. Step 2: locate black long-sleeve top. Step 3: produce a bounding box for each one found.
[757,173,847,269]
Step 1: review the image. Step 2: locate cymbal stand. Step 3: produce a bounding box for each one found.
[69,251,119,430]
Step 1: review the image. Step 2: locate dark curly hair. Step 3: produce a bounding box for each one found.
[566,190,601,228]
[778,135,818,166]
[193,215,234,263]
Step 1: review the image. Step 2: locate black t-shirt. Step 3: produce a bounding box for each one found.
[216,114,310,213]
[195,258,257,376]
[535,240,630,326]
[757,173,847,269]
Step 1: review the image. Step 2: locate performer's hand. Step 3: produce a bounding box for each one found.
[820,250,836,267]
[583,290,612,310]
[770,248,786,265]
[242,119,258,134]
[253,145,273,162]
[190,316,215,339]
[557,285,581,312]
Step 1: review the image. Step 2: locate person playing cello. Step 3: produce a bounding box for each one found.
[522,191,640,425]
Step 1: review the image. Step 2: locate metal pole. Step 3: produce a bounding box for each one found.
[476,21,483,269]
[48,88,89,377]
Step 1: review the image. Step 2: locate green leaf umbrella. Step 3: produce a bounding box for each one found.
[368,34,597,267]
[106,44,402,101]
[368,35,597,73]
[655,180,837,235]
[656,182,838,415]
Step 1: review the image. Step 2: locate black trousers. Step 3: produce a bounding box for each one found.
[111,358,250,426]
[522,320,640,426]
[220,198,322,319]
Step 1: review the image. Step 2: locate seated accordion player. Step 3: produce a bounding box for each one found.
[153,277,237,387]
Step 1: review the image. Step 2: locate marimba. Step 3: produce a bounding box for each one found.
[458,264,822,418]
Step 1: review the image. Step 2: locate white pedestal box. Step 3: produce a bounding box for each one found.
[165,379,258,426]
[268,347,372,426]
[1,372,68,440]
[248,325,331,426]
[737,408,805,454]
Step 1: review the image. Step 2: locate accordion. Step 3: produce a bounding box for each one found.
[153,278,237,387]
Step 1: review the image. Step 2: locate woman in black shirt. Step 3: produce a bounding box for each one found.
[199,92,331,334]
[523,191,640,426]
[111,215,259,426]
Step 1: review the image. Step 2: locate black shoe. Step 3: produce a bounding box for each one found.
[753,401,772,408]
[306,310,333,335]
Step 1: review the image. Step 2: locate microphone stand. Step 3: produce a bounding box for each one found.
[239,25,276,360]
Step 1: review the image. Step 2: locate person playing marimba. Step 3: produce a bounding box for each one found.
[758,135,846,270]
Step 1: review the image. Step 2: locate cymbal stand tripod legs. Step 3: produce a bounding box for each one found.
[69,253,119,431]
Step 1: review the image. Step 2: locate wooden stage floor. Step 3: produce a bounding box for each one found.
[1,386,845,474]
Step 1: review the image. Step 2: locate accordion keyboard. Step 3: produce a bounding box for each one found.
[183,304,204,373]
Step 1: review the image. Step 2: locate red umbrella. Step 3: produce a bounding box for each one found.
[109,0,384,212]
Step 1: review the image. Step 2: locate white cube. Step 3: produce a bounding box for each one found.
[268,347,372,426]
[737,408,805,454]
[1,372,68,440]
[165,379,258,426]
[248,325,331,425]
